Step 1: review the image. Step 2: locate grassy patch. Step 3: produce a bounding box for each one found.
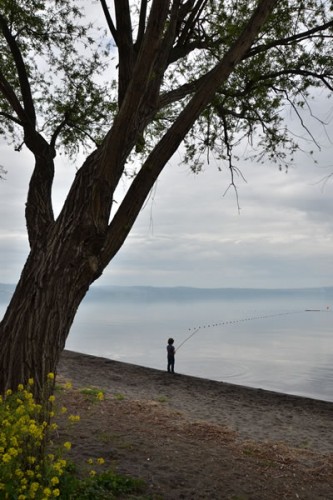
[114,393,125,401]
[79,387,105,401]
[156,395,168,403]
[59,465,146,499]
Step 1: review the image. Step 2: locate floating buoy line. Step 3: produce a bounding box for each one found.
[176,307,331,351]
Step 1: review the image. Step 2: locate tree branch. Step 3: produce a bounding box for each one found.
[114,0,135,106]
[0,13,36,128]
[98,0,171,188]
[159,75,204,109]
[0,14,56,247]
[134,0,148,52]
[0,71,25,123]
[160,61,333,116]
[175,0,209,48]
[66,121,101,148]
[229,68,333,99]
[247,20,333,60]
[169,0,219,64]
[50,115,70,150]
[282,89,321,150]
[161,17,333,109]
[99,0,118,45]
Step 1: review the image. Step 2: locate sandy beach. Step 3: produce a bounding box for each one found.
[57,350,333,499]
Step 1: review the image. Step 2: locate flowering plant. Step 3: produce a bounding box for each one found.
[0,375,69,499]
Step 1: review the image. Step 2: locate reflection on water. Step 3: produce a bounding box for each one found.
[1,285,331,401]
[65,292,333,402]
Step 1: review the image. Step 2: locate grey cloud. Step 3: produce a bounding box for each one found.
[1,102,333,289]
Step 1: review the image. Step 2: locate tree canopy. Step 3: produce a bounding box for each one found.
[1,1,332,174]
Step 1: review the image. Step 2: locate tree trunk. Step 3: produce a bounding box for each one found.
[0,222,101,397]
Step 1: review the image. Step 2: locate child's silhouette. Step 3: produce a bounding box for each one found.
[166,337,176,373]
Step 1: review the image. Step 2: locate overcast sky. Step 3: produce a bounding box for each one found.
[1,0,333,290]
[1,99,333,290]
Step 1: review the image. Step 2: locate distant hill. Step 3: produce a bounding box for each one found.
[85,285,333,303]
[1,283,333,304]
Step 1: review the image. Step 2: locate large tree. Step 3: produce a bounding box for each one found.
[0,0,332,396]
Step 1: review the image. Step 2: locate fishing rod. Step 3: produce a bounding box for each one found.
[176,327,201,351]
[175,308,311,351]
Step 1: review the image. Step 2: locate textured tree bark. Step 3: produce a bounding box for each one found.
[0,225,102,396]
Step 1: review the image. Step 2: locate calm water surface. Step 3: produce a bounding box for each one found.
[64,292,333,402]
[1,286,332,402]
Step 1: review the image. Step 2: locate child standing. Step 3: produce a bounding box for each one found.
[167,338,176,373]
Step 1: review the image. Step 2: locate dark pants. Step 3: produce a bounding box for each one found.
[167,355,175,373]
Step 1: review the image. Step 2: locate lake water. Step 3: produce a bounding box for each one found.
[64,287,333,402]
[1,286,332,402]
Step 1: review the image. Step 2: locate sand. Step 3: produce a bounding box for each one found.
[56,350,333,499]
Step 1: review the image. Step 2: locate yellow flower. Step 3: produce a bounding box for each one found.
[48,395,56,403]
[60,406,67,414]
[29,423,39,436]
[97,391,104,401]
[10,436,18,447]
[17,384,24,391]
[53,458,66,473]
[63,441,71,450]
[50,477,59,486]
[15,405,26,416]
[47,373,55,380]
[52,489,60,497]
[64,382,72,389]
[97,457,105,465]
[43,487,52,497]
[8,447,18,457]
[68,414,80,423]
[28,378,34,385]
[89,470,96,477]
[23,390,33,400]
[87,458,94,465]
[2,453,11,463]
[5,389,12,396]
